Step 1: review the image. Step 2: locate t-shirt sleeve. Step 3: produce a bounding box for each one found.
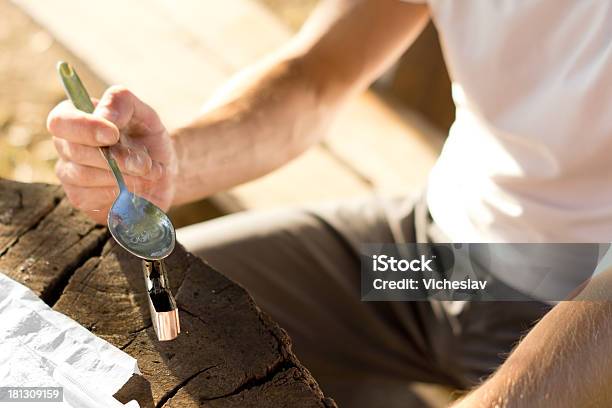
[593,244,612,277]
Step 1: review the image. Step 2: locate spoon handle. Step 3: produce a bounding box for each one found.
[56,62,128,193]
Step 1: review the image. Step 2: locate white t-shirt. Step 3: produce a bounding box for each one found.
[408,0,612,243]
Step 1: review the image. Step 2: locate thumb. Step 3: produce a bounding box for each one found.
[94,85,165,134]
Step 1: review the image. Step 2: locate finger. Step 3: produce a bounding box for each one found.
[47,100,120,146]
[53,137,106,168]
[55,159,161,188]
[56,159,114,187]
[53,137,162,180]
[94,86,175,166]
[63,184,117,212]
[95,85,165,134]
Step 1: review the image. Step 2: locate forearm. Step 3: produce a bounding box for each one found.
[171,52,326,206]
[455,274,612,407]
[171,0,429,206]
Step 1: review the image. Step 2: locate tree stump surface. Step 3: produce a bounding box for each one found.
[0,178,336,408]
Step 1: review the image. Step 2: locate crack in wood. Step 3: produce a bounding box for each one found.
[253,312,336,407]
[193,310,297,404]
[0,196,56,258]
[211,283,233,295]
[0,186,109,307]
[129,323,153,336]
[120,324,153,351]
[178,306,208,326]
[157,365,219,408]
[65,252,107,307]
[41,228,109,306]
[174,261,196,297]
[201,358,295,403]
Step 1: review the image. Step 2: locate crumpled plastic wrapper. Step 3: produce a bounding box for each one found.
[0,273,140,407]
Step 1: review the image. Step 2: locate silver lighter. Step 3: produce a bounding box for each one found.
[143,260,180,341]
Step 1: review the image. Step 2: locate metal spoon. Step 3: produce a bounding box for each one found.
[57,61,175,260]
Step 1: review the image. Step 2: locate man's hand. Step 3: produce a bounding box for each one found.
[454,272,612,407]
[47,86,177,224]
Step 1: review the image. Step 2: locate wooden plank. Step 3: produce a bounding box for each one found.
[154,0,290,69]
[0,179,63,255]
[165,367,334,407]
[0,179,336,407]
[54,236,335,407]
[0,179,107,302]
[326,93,444,195]
[221,147,370,211]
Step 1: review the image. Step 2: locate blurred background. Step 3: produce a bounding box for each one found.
[0,0,453,227]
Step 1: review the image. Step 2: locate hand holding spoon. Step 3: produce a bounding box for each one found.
[57,62,175,260]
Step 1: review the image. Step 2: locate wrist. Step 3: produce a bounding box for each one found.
[168,127,187,207]
[168,124,211,207]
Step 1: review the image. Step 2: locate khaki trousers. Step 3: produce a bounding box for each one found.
[177,195,551,407]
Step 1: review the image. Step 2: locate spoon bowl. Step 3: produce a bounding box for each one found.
[109,191,175,260]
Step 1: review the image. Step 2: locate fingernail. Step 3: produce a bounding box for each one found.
[96,129,116,145]
[126,151,147,175]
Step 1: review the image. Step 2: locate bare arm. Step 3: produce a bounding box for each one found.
[47,0,428,222]
[171,0,430,205]
[454,273,612,407]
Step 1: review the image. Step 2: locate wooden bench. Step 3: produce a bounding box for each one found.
[12,0,443,214]
[0,178,336,407]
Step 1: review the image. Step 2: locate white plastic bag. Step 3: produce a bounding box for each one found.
[0,273,140,407]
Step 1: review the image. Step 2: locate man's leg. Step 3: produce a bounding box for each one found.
[177,198,453,406]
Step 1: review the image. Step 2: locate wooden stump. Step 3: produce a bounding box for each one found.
[0,178,336,408]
